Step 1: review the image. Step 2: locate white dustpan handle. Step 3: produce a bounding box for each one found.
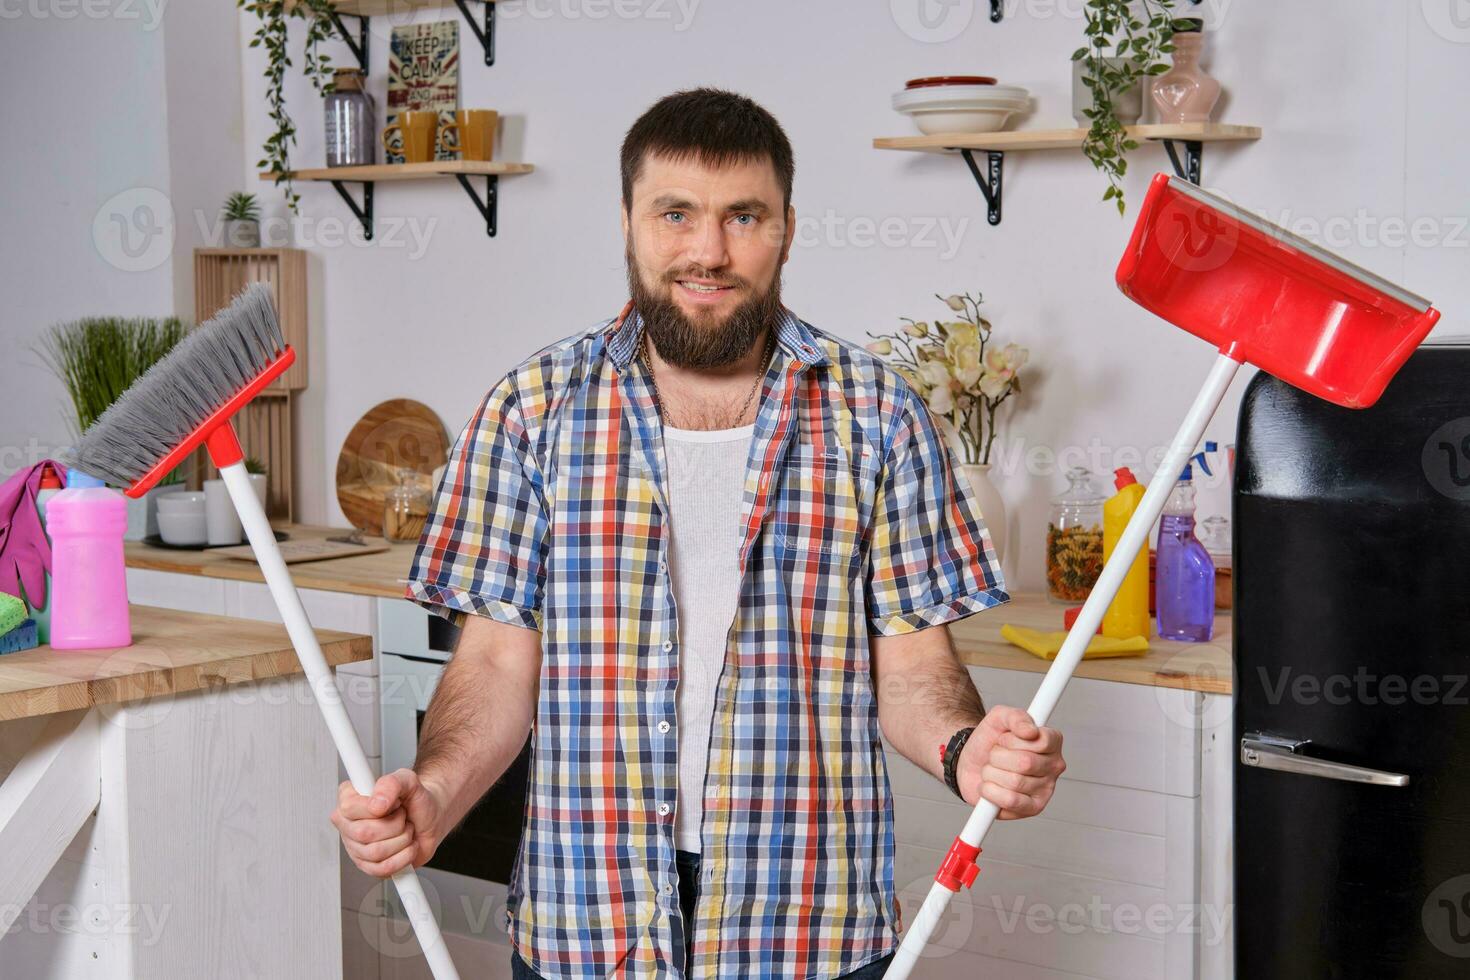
[219,461,461,980]
[884,351,1242,979]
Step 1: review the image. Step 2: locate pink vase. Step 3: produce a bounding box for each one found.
[1150,24,1220,124]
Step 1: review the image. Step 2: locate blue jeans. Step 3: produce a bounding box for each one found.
[510,849,896,979]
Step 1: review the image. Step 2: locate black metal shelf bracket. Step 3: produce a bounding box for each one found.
[330,180,374,240]
[453,0,496,66]
[990,0,1003,22]
[326,9,369,73]
[1161,138,1204,185]
[455,173,500,237]
[956,148,1004,225]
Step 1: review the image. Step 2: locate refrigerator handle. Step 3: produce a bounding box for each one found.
[1240,733,1410,787]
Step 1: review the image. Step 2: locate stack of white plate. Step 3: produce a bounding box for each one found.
[892,76,1030,136]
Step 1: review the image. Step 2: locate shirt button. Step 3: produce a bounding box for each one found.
[657,802,671,816]
[662,640,674,652]
[657,720,671,733]
[660,557,668,571]
[662,881,674,895]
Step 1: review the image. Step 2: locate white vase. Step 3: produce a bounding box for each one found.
[959,462,1007,564]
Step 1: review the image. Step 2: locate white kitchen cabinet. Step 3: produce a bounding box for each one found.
[124,567,229,615]
[884,667,1233,980]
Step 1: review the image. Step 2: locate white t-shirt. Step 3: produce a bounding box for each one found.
[661,421,754,854]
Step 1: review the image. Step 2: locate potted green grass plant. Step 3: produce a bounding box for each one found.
[37,316,191,539]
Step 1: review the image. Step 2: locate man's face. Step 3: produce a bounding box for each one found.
[622,152,795,369]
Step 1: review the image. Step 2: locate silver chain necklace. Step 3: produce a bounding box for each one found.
[640,328,775,430]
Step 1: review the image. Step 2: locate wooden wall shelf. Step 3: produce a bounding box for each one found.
[873,122,1261,225]
[259,160,535,239]
[306,0,501,70]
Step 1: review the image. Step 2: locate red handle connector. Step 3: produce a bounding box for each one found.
[935,836,981,892]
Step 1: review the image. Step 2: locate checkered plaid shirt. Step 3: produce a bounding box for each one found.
[406,303,1008,979]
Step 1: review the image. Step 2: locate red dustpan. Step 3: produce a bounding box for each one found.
[884,173,1440,978]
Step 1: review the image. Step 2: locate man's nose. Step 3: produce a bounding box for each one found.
[686,217,729,272]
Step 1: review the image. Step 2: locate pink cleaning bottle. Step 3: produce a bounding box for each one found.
[47,471,132,650]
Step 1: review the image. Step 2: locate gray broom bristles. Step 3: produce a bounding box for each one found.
[67,283,285,487]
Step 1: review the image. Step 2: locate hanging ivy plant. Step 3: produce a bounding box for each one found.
[1071,0,1179,215]
[239,0,340,213]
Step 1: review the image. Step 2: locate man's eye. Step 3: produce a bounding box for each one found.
[731,214,755,226]
[663,212,686,224]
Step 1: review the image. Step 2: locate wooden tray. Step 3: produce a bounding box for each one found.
[212,537,390,565]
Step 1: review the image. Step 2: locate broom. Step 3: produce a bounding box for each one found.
[70,283,461,980]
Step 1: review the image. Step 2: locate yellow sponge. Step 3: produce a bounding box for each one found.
[1001,623,1149,661]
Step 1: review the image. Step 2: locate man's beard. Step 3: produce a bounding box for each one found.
[625,239,784,370]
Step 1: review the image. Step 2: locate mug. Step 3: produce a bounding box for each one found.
[382,110,441,164]
[438,109,498,162]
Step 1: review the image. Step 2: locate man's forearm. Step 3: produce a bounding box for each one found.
[414,618,540,835]
[872,625,986,781]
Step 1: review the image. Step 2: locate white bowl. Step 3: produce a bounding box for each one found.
[156,491,207,514]
[902,105,1021,135]
[893,85,1029,110]
[157,509,208,546]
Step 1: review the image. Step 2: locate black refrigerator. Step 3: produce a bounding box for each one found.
[1234,339,1470,977]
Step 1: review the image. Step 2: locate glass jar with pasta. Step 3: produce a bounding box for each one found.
[383,471,432,543]
[1046,466,1105,603]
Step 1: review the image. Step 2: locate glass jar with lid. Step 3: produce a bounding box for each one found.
[383,471,431,543]
[1046,466,1106,603]
[325,68,376,167]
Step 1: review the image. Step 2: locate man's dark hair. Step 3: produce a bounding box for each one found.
[620,88,795,211]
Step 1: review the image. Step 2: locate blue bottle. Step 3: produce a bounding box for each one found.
[1156,443,1216,642]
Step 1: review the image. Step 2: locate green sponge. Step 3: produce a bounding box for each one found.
[0,593,26,636]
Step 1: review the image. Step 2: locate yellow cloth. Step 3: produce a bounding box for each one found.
[1001,623,1150,661]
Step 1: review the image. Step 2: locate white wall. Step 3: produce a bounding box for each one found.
[5,0,1465,593]
[0,0,243,471]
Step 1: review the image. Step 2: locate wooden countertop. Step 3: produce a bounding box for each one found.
[0,605,372,721]
[126,524,417,599]
[125,525,1232,694]
[951,594,1232,695]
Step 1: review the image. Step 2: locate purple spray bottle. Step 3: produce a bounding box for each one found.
[1155,442,1216,643]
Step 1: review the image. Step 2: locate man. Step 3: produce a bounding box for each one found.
[331,88,1065,980]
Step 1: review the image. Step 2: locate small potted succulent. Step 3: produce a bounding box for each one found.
[244,455,269,513]
[866,291,1029,562]
[222,192,262,247]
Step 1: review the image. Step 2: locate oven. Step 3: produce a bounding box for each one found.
[376,598,532,940]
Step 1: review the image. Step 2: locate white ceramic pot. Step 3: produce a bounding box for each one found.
[959,462,1007,565]
[224,218,261,248]
[247,472,268,514]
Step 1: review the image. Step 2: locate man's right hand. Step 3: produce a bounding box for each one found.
[331,769,446,878]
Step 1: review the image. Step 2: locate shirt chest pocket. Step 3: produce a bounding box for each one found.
[769,443,871,566]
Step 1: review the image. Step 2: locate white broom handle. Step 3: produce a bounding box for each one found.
[884,351,1242,979]
[219,461,461,980]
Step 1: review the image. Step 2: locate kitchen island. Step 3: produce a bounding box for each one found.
[0,605,370,978]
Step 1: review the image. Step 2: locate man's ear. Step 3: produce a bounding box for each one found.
[621,203,630,239]
[779,204,796,265]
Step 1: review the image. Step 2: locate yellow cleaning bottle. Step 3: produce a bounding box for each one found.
[1102,467,1150,639]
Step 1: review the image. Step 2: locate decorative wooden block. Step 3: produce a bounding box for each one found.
[191,248,308,519]
[193,248,308,391]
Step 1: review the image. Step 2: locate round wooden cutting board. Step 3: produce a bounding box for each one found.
[335,399,450,535]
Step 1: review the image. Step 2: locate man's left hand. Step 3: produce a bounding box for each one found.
[956,705,1065,819]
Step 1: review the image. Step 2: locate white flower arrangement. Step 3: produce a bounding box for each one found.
[865,291,1029,466]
